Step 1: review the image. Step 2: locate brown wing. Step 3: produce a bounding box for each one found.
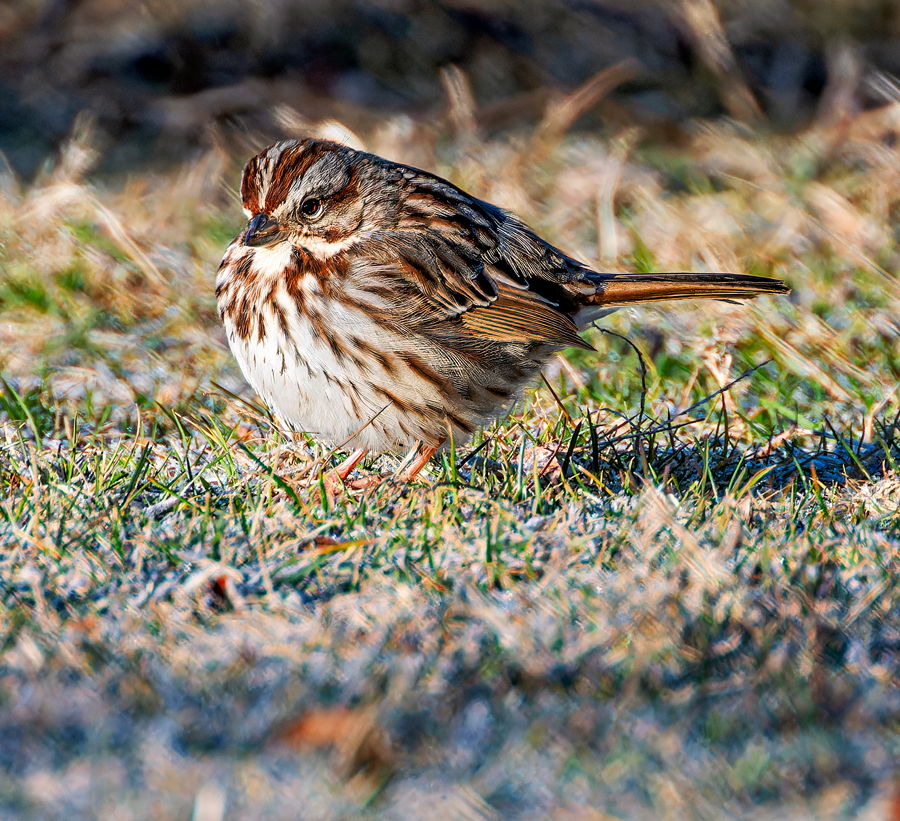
[458,281,591,351]
[362,162,788,347]
[363,167,594,350]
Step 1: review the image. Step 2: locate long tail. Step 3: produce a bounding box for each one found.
[586,272,789,307]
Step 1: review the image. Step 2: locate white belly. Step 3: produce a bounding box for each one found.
[222,285,437,453]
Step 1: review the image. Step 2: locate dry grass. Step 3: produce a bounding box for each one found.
[2,91,900,819]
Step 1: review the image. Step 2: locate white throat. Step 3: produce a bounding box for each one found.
[246,242,295,282]
[298,234,360,259]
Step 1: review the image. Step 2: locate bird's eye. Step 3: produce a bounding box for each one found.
[300,197,323,219]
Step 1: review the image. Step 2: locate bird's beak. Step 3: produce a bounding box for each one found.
[244,213,284,247]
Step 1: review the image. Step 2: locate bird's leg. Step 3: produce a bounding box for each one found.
[321,447,369,493]
[396,441,440,482]
[323,441,441,495]
[333,447,369,480]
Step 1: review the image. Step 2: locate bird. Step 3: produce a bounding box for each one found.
[215,138,788,489]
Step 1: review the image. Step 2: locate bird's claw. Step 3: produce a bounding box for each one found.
[321,471,391,496]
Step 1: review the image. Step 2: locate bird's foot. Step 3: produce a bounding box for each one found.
[322,471,391,495]
[320,443,441,496]
[316,448,370,496]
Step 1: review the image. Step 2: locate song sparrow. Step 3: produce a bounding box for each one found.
[216,138,788,487]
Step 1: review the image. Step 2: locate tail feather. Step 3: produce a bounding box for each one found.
[587,272,789,307]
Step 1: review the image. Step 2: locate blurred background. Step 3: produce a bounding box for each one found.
[3,0,900,177]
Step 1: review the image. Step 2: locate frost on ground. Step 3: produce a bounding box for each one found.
[2,104,900,819]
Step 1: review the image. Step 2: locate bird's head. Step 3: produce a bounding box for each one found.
[238,139,399,259]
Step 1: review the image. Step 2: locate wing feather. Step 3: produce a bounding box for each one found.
[459,286,593,351]
[365,166,786,351]
[365,173,593,351]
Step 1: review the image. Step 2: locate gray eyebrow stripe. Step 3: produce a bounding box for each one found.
[290,152,352,201]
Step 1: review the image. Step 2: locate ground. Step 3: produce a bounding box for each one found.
[2,99,900,820]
